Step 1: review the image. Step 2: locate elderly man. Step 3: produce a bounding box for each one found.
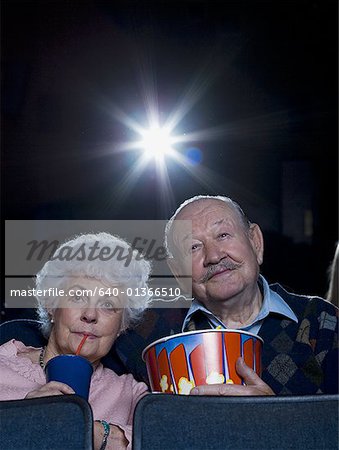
[165,195,338,395]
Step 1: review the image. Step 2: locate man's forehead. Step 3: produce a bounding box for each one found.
[171,220,193,244]
[173,217,232,242]
[172,202,236,244]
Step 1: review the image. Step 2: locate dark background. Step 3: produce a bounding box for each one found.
[2,0,338,321]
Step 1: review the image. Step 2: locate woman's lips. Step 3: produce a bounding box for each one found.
[74,332,98,339]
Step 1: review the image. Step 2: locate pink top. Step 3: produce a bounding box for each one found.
[0,340,148,448]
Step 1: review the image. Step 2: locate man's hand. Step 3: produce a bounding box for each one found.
[190,357,274,396]
[25,381,75,399]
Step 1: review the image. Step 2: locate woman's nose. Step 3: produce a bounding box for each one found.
[80,307,98,323]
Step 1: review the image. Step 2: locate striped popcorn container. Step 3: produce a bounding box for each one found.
[142,329,263,395]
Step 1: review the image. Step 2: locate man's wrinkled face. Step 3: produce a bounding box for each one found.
[171,199,263,305]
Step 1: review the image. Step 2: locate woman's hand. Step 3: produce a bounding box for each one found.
[94,421,128,450]
[108,425,129,450]
[25,381,75,399]
[190,357,275,396]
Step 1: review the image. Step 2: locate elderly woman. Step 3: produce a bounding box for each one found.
[0,232,152,450]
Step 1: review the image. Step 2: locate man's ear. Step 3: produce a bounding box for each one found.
[249,223,264,266]
[167,257,191,294]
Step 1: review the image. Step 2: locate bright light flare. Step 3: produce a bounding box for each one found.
[140,126,174,159]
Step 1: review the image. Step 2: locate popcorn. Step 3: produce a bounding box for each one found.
[178,377,195,395]
[206,371,225,385]
[160,374,169,392]
[143,329,263,395]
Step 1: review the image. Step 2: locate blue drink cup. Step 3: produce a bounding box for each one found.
[45,355,93,400]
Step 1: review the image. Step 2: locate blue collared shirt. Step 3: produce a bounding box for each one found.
[182,275,298,335]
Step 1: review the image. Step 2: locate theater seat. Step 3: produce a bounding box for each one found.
[0,395,93,449]
[0,318,47,347]
[133,393,339,450]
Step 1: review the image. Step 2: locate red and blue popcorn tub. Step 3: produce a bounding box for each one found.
[142,329,263,395]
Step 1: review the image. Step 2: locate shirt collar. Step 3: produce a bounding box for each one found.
[182,275,298,332]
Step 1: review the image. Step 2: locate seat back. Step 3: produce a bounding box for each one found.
[0,395,93,449]
[133,393,339,450]
[0,319,47,347]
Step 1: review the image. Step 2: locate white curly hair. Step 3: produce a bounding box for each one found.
[35,232,152,338]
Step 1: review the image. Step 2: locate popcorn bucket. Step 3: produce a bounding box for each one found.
[142,329,263,395]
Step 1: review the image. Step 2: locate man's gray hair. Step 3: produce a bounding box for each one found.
[164,195,251,258]
[35,232,152,338]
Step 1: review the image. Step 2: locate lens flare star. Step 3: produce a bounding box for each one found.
[139,126,174,160]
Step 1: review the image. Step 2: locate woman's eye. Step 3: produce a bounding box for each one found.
[100,300,115,310]
[67,294,86,306]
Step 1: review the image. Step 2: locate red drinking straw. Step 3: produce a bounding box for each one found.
[76,334,88,355]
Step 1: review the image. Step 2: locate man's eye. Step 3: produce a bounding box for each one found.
[191,243,201,252]
[218,232,230,238]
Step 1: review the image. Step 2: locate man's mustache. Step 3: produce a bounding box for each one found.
[201,260,241,282]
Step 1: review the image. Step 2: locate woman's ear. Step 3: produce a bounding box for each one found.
[47,309,55,324]
[249,223,264,265]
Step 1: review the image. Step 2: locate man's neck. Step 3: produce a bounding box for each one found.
[203,285,263,329]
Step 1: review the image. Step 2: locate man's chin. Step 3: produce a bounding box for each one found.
[205,284,241,303]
